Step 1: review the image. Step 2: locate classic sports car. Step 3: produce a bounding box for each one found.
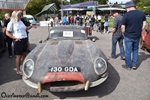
[22,25,108,93]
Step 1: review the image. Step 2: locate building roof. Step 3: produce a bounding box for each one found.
[35,3,57,16]
[0,0,30,11]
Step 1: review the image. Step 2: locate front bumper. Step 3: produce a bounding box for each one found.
[22,71,108,92]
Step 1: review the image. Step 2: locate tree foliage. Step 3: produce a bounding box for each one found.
[135,0,150,15]
[25,0,150,16]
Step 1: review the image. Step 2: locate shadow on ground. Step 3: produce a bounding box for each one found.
[0,43,36,86]
[138,52,150,67]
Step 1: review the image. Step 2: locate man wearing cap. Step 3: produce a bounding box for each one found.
[109,10,125,60]
[121,1,147,70]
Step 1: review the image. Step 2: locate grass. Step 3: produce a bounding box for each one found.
[146,17,150,23]
[108,17,150,28]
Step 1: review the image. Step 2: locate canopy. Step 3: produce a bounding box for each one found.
[98,7,125,11]
[59,8,83,11]
[83,7,100,11]
[0,0,30,11]
[61,1,96,9]
[36,3,57,16]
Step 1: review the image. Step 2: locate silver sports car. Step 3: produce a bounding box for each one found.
[22,25,108,93]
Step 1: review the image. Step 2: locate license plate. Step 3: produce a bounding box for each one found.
[63,31,73,37]
[48,66,81,72]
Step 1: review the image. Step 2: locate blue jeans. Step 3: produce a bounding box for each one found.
[111,35,125,58]
[124,36,140,68]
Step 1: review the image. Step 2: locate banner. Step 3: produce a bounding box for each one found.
[61,1,96,9]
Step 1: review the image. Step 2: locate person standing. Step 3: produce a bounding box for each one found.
[97,15,101,23]
[109,10,125,60]
[121,1,146,70]
[104,14,109,33]
[19,10,32,52]
[3,13,13,57]
[6,11,32,75]
[49,17,54,27]
[91,15,95,30]
[63,15,67,25]
[54,16,59,26]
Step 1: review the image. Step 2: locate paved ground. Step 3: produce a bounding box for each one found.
[0,26,150,100]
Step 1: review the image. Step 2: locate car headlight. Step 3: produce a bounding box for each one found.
[94,57,107,75]
[23,59,34,78]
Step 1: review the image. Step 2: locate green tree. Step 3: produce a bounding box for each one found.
[133,0,140,5]
[97,0,107,4]
[136,0,150,15]
[143,0,150,6]
[144,6,150,15]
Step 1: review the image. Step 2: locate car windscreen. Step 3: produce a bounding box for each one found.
[49,28,87,40]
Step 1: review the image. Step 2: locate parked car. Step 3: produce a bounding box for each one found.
[0,20,6,53]
[23,15,36,25]
[140,22,150,50]
[22,25,108,93]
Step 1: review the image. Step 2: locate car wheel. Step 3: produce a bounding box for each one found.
[139,37,146,50]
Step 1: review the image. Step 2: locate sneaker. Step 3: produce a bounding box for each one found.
[9,55,13,58]
[13,68,17,71]
[132,66,137,70]
[121,57,125,60]
[16,71,23,75]
[108,55,116,60]
[122,64,131,71]
[106,31,109,34]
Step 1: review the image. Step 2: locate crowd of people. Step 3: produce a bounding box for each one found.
[49,14,110,34]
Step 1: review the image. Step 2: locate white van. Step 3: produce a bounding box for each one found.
[23,15,36,25]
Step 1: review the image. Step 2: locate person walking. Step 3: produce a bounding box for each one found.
[6,11,32,75]
[3,13,13,57]
[121,1,146,70]
[109,10,125,60]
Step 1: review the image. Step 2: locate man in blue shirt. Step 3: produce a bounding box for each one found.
[121,1,146,70]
